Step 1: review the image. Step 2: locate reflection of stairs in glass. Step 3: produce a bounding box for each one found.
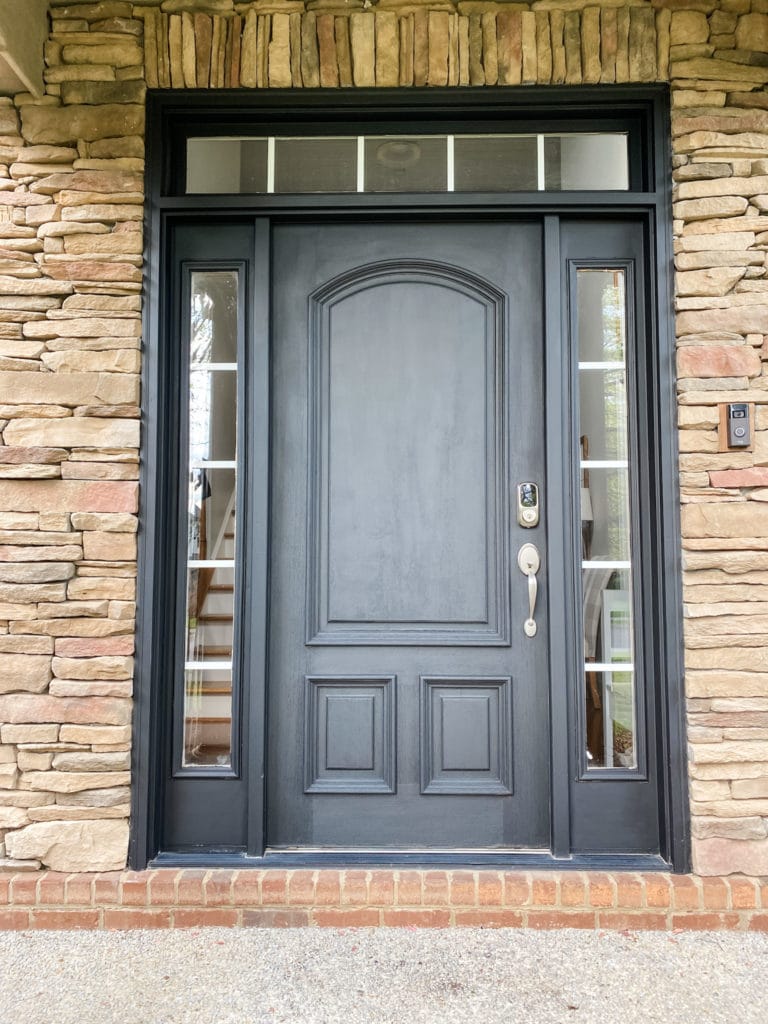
[185,510,236,765]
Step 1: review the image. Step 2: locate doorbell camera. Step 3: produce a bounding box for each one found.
[726,403,750,448]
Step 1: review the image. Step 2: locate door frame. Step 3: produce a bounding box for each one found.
[132,86,688,871]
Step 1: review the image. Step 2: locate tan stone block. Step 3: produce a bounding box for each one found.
[710,468,768,487]
[37,601,108,620]
[56,785,128,808]
[735,12,768,53]
[670,10,709,45]
[686,671,768,698]
[689,779,730,801]
[58,724,130,744]
[82,531,136,561]
[0,599,41,619]
[694,799,768,818]
[54,636,133,657]
[0,745,15,764]
[17,751,53,772]
[52,655,133,681]
[63,232,143,256]
[24,317,140,339]
[731,777,768,798]
[108,601,134,622]
[52,750,129,771]
[42,351,141,375]
[28,804,129,822]
[3,418,139,449]
[0,466,60,481]
[0,724,58,744]
[678,174,768,200]
[0,807,30,829]
[49,679,132,698]
[677,251,764,270]
[0,545,82,563]
[0,762,18,788]
[678,430,718,453]
[21,769,130,793]
[69,512,137,533]
[375,12,399,88]
[67,576,134,601]
[4,819,128,871]
[0,654,51,694]
[42,259,142,284]
[677,266,746,298]
[691,815,766,839]
[0,564,74,584]
[679,407,720,429]
[0,370,138,407]
[677,231,755,252]
[21,105,144,147]
[674,197,749,224]
[683,502,768,540]
[0,636,53,654]
[0,694,131,726]
[677,344,761,377]
[678,307,768,337]
[690,762,768,781]
[17,619,130,638]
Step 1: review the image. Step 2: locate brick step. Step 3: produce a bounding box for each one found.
[0,870,766,932]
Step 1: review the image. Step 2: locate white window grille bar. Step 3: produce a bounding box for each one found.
[190,363,238,372]
[584,663,634,673]
[582,560,631,570]
[357,136,365,192]
[267,137,275,193]
[580,460,629,469]
[537,134,545,191]
[185,661,233,671]
[189,460,237,469]
[578,362,625,371]
[447,135,455,192]
[188,559,235,568]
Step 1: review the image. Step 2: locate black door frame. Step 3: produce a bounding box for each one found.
[133,86,689,871]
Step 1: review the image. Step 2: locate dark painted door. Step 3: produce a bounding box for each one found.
[267,221,550,850]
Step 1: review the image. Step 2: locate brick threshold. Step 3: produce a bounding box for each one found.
[1,869,767,931]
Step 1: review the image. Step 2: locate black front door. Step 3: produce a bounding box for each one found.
[267,221,550,850]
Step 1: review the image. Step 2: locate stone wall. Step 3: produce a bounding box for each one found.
[0,0,766,875]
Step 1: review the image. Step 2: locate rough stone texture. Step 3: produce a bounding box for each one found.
[3,819,128,871]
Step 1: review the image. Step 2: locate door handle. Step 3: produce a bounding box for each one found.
[517,542,540,638]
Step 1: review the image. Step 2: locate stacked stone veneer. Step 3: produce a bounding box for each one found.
[0,0,766,876]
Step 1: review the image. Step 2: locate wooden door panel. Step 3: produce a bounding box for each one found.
[308,260,508,644]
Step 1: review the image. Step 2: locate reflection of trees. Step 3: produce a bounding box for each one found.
[601,277,629,562]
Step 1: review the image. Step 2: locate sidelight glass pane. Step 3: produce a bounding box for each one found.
[180,271,239,770]
[364,136,447,192]
[579,369,628,462]
[453,135,538,191]
[577,267,637,771]
[183,668,233,768]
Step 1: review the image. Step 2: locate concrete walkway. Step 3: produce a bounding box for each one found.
[1,926,767,1024]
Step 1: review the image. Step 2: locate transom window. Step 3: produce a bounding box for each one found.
[186,132,629,194]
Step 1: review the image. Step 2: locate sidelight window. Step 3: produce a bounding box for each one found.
[179,269,241,769]
[576,267,638,772]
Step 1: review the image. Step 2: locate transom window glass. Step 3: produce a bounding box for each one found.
[186,132,628,194]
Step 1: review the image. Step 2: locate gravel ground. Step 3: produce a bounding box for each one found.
[1,927,766,1024]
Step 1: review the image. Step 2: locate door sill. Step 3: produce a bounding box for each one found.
[149,849,671,871]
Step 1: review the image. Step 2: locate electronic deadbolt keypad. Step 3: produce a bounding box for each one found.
[517,482,540,528]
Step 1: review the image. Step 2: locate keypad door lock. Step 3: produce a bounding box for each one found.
[517,482,540,528]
